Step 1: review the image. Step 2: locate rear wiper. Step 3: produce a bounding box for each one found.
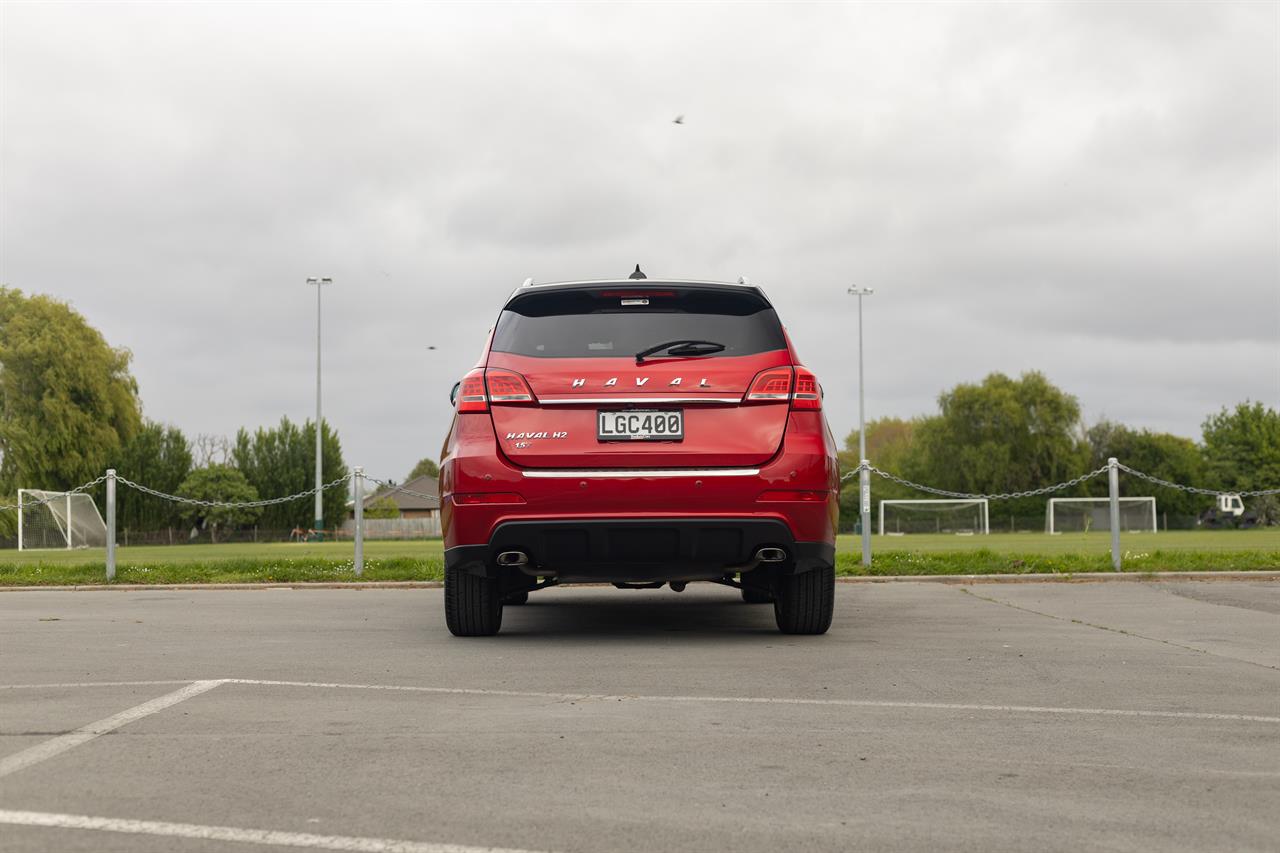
[634,339,726,363]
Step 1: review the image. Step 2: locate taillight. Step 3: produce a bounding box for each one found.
[485,369,536,404]
[457,368,488,412]
[743,366,821,409]
[792,368,821,410]
[745,368,794,402]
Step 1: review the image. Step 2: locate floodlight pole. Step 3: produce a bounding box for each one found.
[848,285,874,567]
[307,276,332,536]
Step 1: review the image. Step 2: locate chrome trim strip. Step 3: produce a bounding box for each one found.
[537,396,743,405]
[521,468,761,479]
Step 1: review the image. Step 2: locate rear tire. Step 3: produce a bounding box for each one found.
[445,564,503,636]
[773,562,834,635]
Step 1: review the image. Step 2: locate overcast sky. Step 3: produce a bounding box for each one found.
[2,1,1277,481]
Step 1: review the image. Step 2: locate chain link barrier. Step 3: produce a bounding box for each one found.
[115,474,350,509]
[841,460,1280,501]
[363,476,439,503]
[1115,463,1280,498]
[6,464,1276,516]
[0,472,425,515]
[840,461,1111,500]
[0,474,110,512]
[865,463,1112,501]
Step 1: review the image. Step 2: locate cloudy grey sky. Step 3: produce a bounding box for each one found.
[2,1,1277,481]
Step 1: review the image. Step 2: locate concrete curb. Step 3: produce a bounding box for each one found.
[1,571,1278,592]
[0,581,445,592]
[836,571,1280,584]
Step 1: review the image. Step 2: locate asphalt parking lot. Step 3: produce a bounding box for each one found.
[1,580,1277,853]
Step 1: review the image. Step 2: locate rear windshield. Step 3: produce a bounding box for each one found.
[491,288,787,359]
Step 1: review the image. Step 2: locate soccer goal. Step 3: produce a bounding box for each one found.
[879,499,990,535]
[1045,497,1157,534]
[17,490,108,550]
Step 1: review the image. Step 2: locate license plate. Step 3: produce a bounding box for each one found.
[597,409,684,441]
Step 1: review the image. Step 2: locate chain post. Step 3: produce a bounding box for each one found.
[1108,457,1121,572]
[860,459,872,567]
[353,466,364,578]
[105,469,117,581]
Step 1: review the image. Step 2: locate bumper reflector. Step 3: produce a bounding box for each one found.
[452,493,527,505]
[757,490,828,503]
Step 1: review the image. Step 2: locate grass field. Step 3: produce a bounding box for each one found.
[1,530,1278,585]
[0,539,444,567]
[860,529,1280,554]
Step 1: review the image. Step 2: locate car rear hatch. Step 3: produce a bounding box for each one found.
[475,282,801,469]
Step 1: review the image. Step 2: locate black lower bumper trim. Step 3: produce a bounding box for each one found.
[446,519,834,582]
[791,541,836,575]
[445,544,491,578]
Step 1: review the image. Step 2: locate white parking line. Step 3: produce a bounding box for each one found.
[0,680,223,779]
[221,678,1280,724]
[0,809,554,853]
[0,680,195,690]
[2,677,1275,725]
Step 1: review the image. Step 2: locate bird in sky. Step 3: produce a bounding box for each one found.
[672,115,685,125]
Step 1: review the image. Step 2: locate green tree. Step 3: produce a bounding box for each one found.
[1084,420,1206,522]
[1202,402,1280,493]
[0,288,141,492]
[406,458,439,481]
[175,465,261,542]
[838,417,922,532]
[231,417,348,530]
[107,420,194,531]
[364,496,401,519]
[909,372,1089,521]
[1251,494,1280,526]
[0,496,16,542]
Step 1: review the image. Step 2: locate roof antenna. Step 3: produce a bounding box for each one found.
[629,264,647,280]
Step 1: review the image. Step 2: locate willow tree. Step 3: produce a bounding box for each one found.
[0,288,141,492]
[908,371,1090,521]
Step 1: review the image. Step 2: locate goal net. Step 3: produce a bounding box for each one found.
[1045,497,1157,534]
[17,490,108,550]
[879,499,990,535]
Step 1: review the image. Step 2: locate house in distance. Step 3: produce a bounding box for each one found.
[344,474,441,538]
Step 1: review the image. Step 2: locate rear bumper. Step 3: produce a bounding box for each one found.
[439,409,840,583]
[446,518,834,583]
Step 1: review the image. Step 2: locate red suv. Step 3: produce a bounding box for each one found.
[440,271,839,636]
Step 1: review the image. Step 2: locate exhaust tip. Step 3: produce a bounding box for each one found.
[495,551,529,567]
[755,547,787,563]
